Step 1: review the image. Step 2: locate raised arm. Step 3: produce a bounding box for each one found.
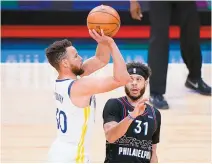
[71,29,130,97]
[103,98,148,143]
[80,43,111,76]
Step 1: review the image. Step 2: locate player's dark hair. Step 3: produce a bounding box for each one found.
[45,39,72,70]
[126,61,152,80]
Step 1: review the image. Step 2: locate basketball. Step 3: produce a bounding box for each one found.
[87,5,121,37]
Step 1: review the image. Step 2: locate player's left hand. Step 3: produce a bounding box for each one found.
[131,98,148,118]
[89,29,114,45]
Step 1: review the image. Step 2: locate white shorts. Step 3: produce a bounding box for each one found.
[48,138,90,163]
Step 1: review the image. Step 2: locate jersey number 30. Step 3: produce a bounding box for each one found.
[56,108,67,133]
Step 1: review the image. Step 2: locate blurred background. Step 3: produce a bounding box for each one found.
[1,1,211,65]
[1,0,211,163]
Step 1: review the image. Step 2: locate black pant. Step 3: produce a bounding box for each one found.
[148,1,202,95]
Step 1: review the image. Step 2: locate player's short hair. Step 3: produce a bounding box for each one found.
[126,61,152,80]
[45,39,72,70]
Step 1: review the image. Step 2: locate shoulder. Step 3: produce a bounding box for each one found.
[154,106,161,118]
[105,98,123,106]
[103,97,125,111]
[103,98,124,119]
[146,103,161,119]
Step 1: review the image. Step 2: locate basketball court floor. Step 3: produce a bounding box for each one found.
[1,62,211,163]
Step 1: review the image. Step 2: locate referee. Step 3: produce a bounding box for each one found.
[130,1,211,110]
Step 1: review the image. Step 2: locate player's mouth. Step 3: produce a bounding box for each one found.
[131,88,139,93]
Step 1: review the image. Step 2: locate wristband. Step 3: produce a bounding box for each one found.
[127,114,136,120]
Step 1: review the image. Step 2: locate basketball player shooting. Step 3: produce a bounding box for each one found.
[103,62,161,163]
[45,29,131,162]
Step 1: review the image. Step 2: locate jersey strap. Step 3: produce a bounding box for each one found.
[149,105,157,133]
[68,80,75,97]
[117,97,127,119]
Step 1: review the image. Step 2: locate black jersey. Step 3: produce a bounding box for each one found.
[103,96,161,163]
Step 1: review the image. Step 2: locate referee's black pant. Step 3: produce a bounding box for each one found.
[148,1,202,95]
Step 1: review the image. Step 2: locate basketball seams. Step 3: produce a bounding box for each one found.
[87,22,119,26]
[104,25,119,37]
[87,5,120,37]
[107,26,119,36]
[88,11,120,23]
[87,22,119,37]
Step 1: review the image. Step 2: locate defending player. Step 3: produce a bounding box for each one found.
[103,61,161,163]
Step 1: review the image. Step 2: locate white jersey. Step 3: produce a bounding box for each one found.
[48,78,96,163]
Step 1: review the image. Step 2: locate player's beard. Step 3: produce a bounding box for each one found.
[71,65,84,76]
[125,86,145,101]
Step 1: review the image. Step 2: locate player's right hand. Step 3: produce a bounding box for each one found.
[131,98,148,118]
[89,29,114,45]
[130,0,142,21]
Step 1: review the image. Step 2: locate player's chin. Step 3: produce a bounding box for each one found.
[129,95,140,101]
[79,63,83,68]
[77,66,82,72]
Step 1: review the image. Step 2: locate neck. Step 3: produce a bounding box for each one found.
[57,70,77,80]
[126,95,143,107]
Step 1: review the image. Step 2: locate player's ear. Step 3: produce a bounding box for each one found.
[145,79,149,87]
[61,58,69,68]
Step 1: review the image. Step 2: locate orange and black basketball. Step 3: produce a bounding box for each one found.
[87,5,121,37]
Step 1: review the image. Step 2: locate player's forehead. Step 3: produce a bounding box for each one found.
[66,46,78,56]
[130,74,144,79]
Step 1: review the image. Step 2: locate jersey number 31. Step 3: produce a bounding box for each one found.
[56,108,67,133]
[134,120,148,135]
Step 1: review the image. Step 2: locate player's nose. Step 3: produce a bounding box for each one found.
[132,80,137,85]
[79,56,83,61]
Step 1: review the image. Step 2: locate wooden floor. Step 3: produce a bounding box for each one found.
[1,64,211,163]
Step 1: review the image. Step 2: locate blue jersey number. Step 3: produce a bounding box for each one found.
[56,108,67,133]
